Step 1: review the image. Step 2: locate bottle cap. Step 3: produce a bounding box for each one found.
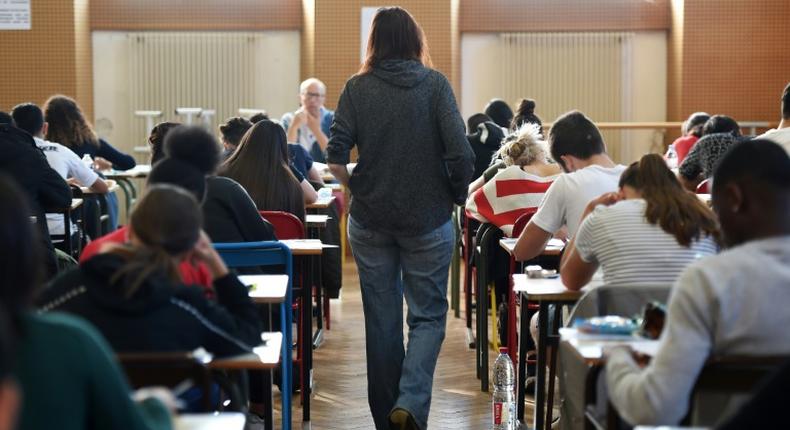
[499,347,508,354]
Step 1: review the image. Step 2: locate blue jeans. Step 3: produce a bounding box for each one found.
[348,216,454,430]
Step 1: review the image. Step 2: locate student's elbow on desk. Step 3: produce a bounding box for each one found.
[90,179,109,194]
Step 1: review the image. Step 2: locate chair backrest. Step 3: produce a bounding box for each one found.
[511,208,538,238]
[213,240,292,271]
[696,178,711,194]
[567,284,672,325]
[260,210,304,240]
[684,355,789,426]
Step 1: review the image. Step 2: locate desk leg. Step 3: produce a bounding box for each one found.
[546,304,562,428]
[517,293,529,422]
[301,255,313,422]
[261,305,274,430]
[535,302,549,430]
[282,294,292,429]
[114,178,132,220]
[507,257,518,364]
[477,251,489,392]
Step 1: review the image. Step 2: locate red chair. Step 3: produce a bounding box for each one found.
[260,210,304,240]
[696,178,711,194]
[259,210,307,403]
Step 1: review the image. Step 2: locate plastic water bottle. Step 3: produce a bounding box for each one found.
[493,347,517,430]
[81,154,94,170]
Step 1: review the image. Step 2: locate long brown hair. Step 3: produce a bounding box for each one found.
[219,120,305,221]
[43,95,98,148]
[109,184,202,297]
[359,7,432,75]
[619,154,720,246]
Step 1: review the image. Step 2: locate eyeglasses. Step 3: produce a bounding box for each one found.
[302,92,325,100]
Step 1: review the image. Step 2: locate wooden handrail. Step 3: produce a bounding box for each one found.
[539,121,776,133]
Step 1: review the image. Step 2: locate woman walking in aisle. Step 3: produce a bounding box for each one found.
[327,7,474,430]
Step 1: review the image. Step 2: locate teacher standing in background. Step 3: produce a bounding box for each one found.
[327,7,474,430]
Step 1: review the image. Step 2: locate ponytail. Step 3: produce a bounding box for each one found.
[620,154,720,246]
[109,245,181,298]
[497,123,545,167]
[510,98,543,131]
[108,184,202,296]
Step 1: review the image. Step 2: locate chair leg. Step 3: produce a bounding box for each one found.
[490,285,498,351]
[323,295,331,330]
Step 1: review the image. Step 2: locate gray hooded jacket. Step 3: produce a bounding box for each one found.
[327,59,474,236]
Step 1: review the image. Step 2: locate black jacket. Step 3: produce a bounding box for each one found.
[0,124,71,277]
[468,121,505,181]
[38,253,262,357]
[327,59,474,236]
[202,176,276,243]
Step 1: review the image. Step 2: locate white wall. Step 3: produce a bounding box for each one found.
[93,31,301,161]
[460,31,667,163]
[624,31,668,160]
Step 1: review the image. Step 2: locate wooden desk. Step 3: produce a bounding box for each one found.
[305,214,330,228]
[280,239,336,255]
[209,332,282,370]
[79,179,119,195]
[560,328,659,430]
[175,412,246,430]
[305,195,336,210]
[324,182,344,191]
[101,164,152,179]
[499,237,565,257]
[239,274,288,304]
[513,274,602,430]
[559,328,658,366]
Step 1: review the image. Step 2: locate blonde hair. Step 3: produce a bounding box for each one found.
[496,123,546,167]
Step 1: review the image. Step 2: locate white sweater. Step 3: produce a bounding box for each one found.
[605,235,790,425]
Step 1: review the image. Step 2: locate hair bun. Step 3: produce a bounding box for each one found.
[518,99,536,115]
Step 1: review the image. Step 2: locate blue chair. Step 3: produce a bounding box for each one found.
[214,241,293,430]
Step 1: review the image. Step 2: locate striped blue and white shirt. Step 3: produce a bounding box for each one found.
[575,199,718,287]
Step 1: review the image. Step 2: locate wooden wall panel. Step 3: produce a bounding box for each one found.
[459,0,670,32]
[91,0,301,31]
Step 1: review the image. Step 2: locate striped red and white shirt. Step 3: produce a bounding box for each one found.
[465,165,558,236]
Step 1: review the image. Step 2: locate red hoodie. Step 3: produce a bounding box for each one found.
[80,226,214,294]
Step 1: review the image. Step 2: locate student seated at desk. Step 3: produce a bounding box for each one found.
[44,95,134,232]
[513,110,626,261]
[605,140,790,426]
[0,117,71,279]
[81,126,276,284]
[249,113,325,185]
[220,120,314,219]
[0,176,171,430]
[561,153,719,289]
[40,184,262,358]
[678,115,743,192]
[218,117,251,161]
[466,123,560,237]
[11,103,109,241]
[162,126,277,244]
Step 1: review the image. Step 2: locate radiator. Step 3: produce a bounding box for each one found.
[126,32,261,150]
[498,32,633,161]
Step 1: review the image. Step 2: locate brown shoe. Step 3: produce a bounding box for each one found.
[388,407,419,430]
